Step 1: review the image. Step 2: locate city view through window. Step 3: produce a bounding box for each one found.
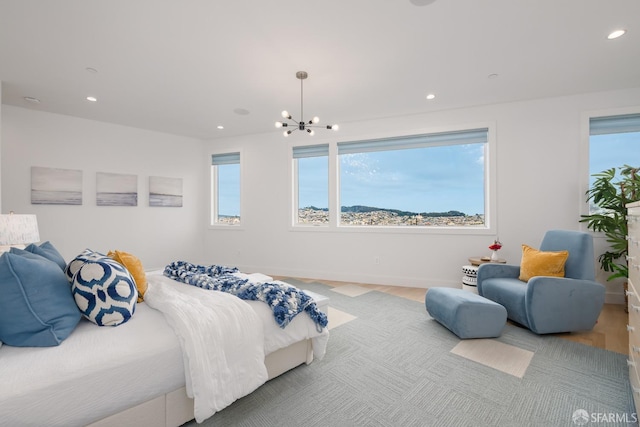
[215,162,241,225]
[298,142,486,226]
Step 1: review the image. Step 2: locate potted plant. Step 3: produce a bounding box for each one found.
[580,165,640,308]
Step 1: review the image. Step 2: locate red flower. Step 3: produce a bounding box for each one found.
[488,240,502,251]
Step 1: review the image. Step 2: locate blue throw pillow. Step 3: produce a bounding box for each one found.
[71,257,137,326]
[23,241,67,271]
[0,251,81,347]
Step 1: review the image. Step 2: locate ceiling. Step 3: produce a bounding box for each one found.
[1,0,639,140]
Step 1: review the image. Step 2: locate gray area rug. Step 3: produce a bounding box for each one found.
[187,280,636,427]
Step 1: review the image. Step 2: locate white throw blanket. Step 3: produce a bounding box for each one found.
[145,277,268,423]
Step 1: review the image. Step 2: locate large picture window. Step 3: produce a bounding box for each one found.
[589,114,640,214]
[293,145,329,225]
[337,129,487,227]
[211,152,241,225]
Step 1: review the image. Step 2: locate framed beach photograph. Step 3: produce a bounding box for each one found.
[31,166,83,205]
[149,176,183,207]
[96,172,138,206]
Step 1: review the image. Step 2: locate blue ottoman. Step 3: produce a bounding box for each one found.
[425,288,507,339]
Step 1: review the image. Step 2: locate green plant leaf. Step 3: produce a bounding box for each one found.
[582,165,639,280]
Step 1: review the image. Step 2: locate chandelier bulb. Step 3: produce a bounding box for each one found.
[307,129,315,136]
[281,110,290,119]
[284,130,291,137]
[312,116,320,124]
[332,124,339,131]
[275,121,282,128]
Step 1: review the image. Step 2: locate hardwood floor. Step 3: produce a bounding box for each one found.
[282,276,629,355]
[558,303,628,355]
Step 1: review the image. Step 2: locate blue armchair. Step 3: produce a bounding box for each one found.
[476,230,606,334]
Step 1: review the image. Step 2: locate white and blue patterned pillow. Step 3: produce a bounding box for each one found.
[71,257,138,326]
[65,248,106,282]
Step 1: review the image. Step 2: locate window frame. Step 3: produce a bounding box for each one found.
[209,151,243,228]
[292,144,330,227]
[289,123,496,235]
[580,107,640,223]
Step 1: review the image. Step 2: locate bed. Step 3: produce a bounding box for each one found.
[0,259,329,427]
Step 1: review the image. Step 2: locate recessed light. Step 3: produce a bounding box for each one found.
[233,108,250,116]
[217,125,224,130]
[607,29,626,40]
[426,93,436,100]
[85,67,98,74]
[488,73,499,79]
[86,96,97,102]
[23,96,41,104]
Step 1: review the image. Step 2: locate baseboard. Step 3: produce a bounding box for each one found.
[605,291,625,305]
[238,265,460,289]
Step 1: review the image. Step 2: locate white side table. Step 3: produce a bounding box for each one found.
[462,257,507,294]
[462,265,479,294]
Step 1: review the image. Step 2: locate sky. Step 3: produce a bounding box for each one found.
[589,132,640,188]
[299,143,485,215]
[339,144,485,215]
[31,166,82,192]
[217,164,241,216]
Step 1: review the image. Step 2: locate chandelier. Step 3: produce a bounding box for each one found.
[275,71,339,137]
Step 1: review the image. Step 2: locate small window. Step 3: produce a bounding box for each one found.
[589,114,640,213]
[293,145,329,225]
[211,152,241,225]
[337,129,487,227]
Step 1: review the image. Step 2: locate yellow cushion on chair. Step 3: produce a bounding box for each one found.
[108,250,147,302]
[519,244,569,282]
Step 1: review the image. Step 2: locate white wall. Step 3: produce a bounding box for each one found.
[0,83,3,211]
[2,88,638,304]
[1,106,205,270]
[203,88,640,303]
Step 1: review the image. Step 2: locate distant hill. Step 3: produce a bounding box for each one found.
[302,205,467,217]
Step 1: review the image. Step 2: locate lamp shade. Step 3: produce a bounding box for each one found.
[0,214,40,246]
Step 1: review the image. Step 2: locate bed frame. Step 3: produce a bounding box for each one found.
[88,338,313,427]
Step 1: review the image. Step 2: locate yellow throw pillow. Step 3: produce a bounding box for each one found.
[108,250,147,302]
[519,244,569,282]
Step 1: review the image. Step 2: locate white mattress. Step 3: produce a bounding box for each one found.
[0,272,328,427]
[0,304,184,427]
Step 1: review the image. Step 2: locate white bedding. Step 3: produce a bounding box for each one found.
[0,304,184,427]
[145,274,268,423]
[147,271,329,358]
[0,271,329,426]
[226,272,328,358]
[144,272,329,422]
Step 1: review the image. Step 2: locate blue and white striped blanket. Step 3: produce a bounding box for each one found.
[163,261,328,330]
